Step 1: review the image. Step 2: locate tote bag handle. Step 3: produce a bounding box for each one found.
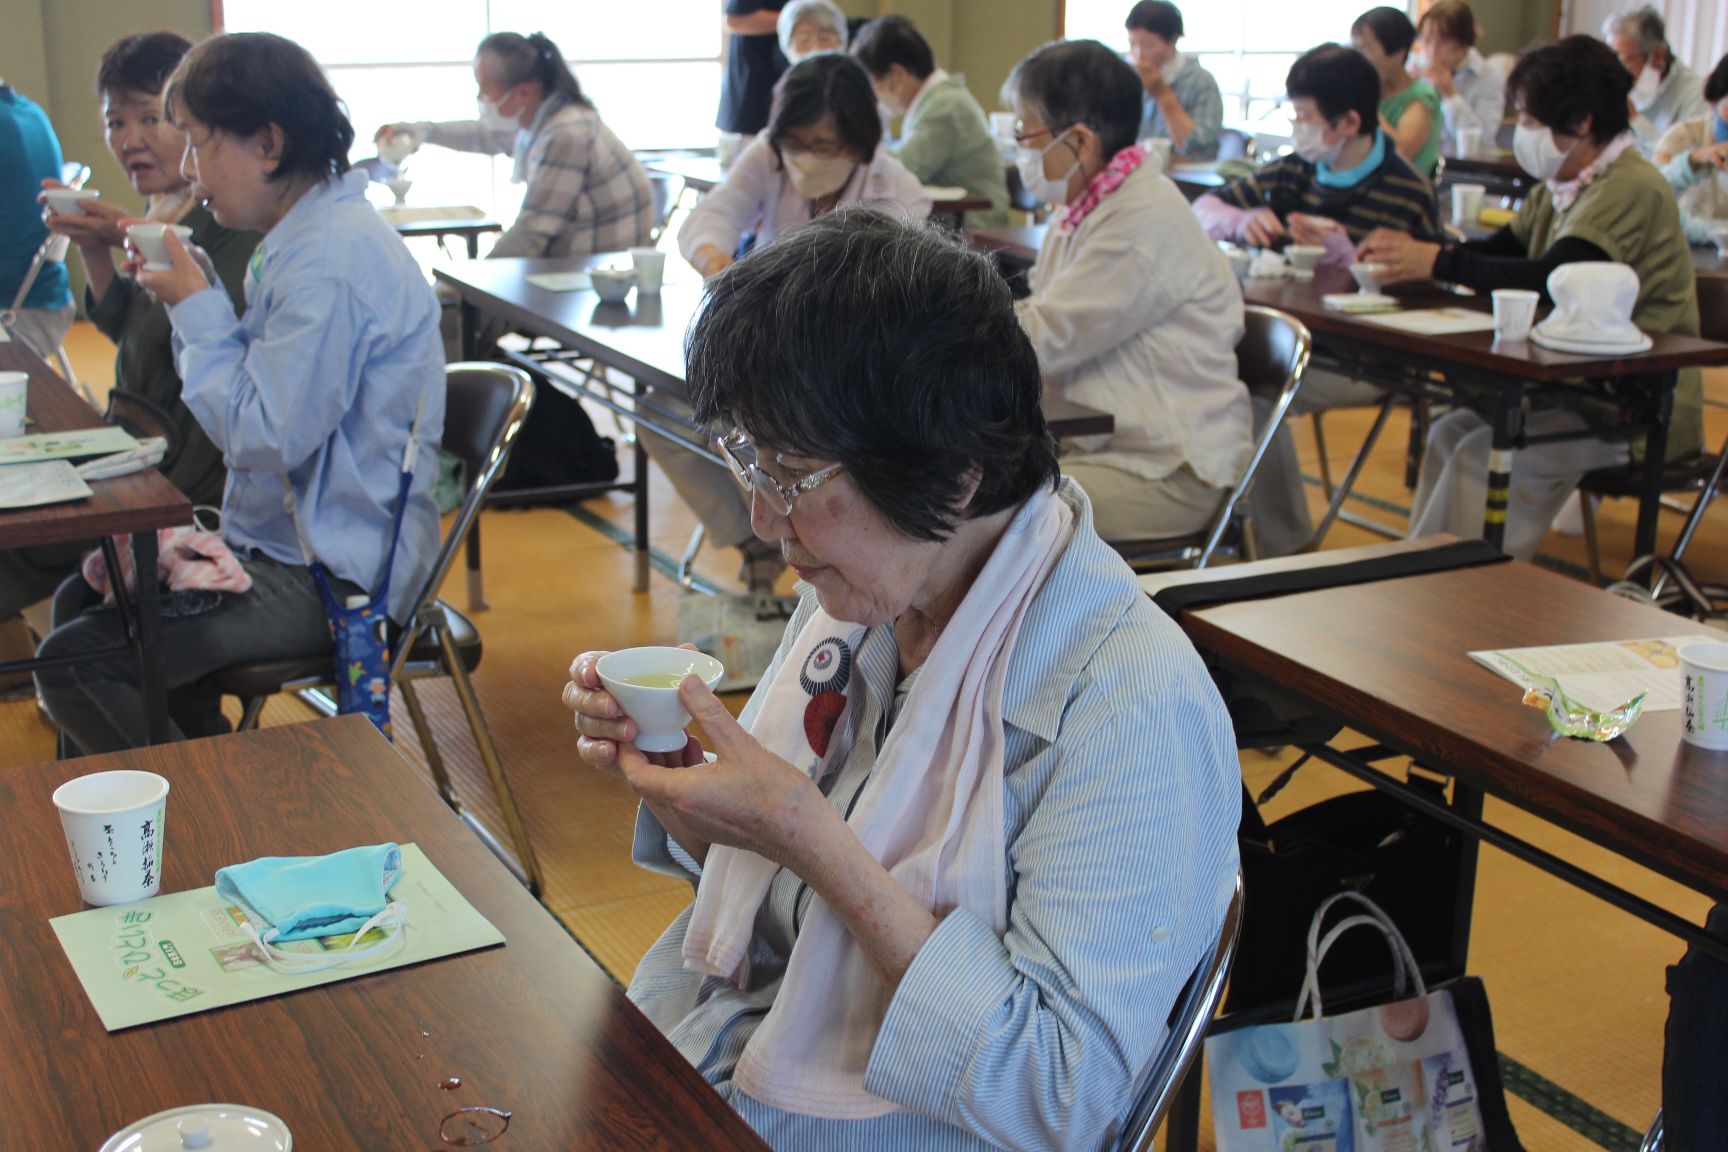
[1295,890,1427,1021]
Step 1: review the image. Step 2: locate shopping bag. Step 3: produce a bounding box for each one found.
[1207,891,1520,1152]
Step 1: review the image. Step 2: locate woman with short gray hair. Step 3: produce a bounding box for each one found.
[777,0,848,64]
[1603,5,1709,154]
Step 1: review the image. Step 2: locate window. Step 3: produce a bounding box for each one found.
[218,1,721,222]
[1063,0,1398,135]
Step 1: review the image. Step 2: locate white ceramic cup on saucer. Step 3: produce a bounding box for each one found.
[597,646,726,753]
[631,247,666,295]
[1349,262,1389,293]
[1284,245,1325,278]
[1456,127,1482,158]
[126,222,194,272]
[1679,642,1728,751]
[0,370,27,439]
[43,188,100,216]
[1451,183,1486,228]
[53,770,170,905]
[1491,288,1539,342]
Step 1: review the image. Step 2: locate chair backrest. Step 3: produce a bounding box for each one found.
[1109,867,1245,1152]
[648,173,677,235]
[392,362,534,669]
[1696,275,1728,345]
[1189,305,1313,567]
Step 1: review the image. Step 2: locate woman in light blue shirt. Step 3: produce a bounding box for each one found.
[38,32,443,753]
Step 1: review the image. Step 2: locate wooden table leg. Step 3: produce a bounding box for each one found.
[131,530,170,745]
[1633,371,1675,565]
[633,436,650,593]
[460,298,482,362]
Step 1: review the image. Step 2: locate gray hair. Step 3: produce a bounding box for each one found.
[777,0,849,60]
[1602,6,1667,56]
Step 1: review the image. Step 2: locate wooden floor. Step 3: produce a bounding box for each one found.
[6,322,1724,1151]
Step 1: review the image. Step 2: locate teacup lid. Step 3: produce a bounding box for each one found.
[101,1104,292,1152]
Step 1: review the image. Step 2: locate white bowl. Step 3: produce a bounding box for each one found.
[1710,224,1728,259]
[590,267,635,304]
[385,178,412,204]
[43,188,99,216]
[1350,262,1389,292]
[596,646,726,753]
[378,132,417,167]
[1284,245,1325,272]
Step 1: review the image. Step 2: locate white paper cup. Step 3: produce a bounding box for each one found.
[989,111,1016,141]
[126,222,193,272]
[43,188,100,216]
[0,370,26,439]
[1144,137,1174,174]
[630,247,666,295]
[52,770,170,906]
[1451,183,1485,228]
[1491,288,1539,342]
[1680,642,1728,751]
[1456,127,1482,158]
[597,647,726,753]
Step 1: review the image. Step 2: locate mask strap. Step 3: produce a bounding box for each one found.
[242,901,410,975]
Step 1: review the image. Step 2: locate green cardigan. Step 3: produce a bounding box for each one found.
[889,74,1011,228]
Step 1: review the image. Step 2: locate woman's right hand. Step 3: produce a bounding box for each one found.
[1240,207,1286,249]
[40,183,129,251]
[1689,142,1728,173]
[563,651,707,776]
[692,244,734,279]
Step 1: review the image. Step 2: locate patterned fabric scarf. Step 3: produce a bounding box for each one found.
[1548,131,1636,213]
[1060,144,1147,231]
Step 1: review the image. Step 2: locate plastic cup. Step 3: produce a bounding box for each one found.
[630,247,666,295]
[1491,288,1539,342]
[126,223,193,272]
[1456,127,1482,158]
[43,188,100,216]
[1680,642,1728,751]
[0,370,26,439]
[1451,183,1485,228]
[596,646,726,753]
[52,770,170,906]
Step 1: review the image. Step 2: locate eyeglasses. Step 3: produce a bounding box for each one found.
[1012,125,1054,147]
[717,430,844,517]
[777,137,847,160]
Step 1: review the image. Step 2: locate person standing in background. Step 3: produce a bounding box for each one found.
[0,79,74,358]
[1604,5,1708,157]
[718,0,789,165]
[1124,1,1223,159]
[1412,0,1505,157]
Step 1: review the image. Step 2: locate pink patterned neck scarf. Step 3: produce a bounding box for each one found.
[1059,144,1147,231]
[1548,131,1636,212]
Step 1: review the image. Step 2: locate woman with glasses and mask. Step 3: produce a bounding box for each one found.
[1357,35,1701,561]
[377,32,651,259]
[680,53,930,281]
[1007,39,1249,547]
[565,209,1240,1151]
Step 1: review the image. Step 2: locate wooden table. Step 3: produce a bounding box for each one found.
[0,715,768,1149]
[436,255,1113,591]
[0,344,190,743]
[1238,267,1728,557]
[1145,537,1728,964]
[1695,245,1728,282]
[1438,151,1530,205]
[380,205,503,259]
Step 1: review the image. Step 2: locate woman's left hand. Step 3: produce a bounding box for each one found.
[619,675,831,869]
[1355,228,1442,284]
[128,226,216,306]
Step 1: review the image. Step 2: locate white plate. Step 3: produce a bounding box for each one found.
[1322,292,1398,312]
[1529,326,1654,355]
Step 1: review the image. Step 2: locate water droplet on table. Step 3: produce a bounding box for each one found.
[439,1107,511,1146]
[439,1077,462,1090]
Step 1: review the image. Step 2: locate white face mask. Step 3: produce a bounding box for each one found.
[1015,129,1077,206]
[1292,120,1343,167]
[783,150,855,200]
[477,93,518,134]
[1630,61,1662,111]
[1512,122,1573,183]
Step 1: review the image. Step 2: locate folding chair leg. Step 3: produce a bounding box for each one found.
[437,628,541,895]
[1580,494,1605,586]
[52,346,97,407]
[1311,413,1334,498]
[236,695,267,732]
[678,525,705,590]
[1313,395,1397,548]
[400,678,461,809]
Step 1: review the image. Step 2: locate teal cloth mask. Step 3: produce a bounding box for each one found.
[1316,130,1387,189]
[1714,116,1728,144]
[215,843,407,972]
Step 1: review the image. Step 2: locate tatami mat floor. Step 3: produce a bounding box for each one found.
[7,322,1724,1150]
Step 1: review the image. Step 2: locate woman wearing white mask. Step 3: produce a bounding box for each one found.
[1604,6,1709,158]
[1412,0,1505,159]
[1652,53,1728,246]
[377,32,652,259]
[1357,36,1701,561]
[1006,40,1249,545]
[776,0,848,65]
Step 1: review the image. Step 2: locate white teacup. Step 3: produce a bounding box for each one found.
[1710,223,1728,259]
[1680,642,1728,751]
[1349,262,1390,293]
[1491,288,1539,342]
[378,131,417,167]
[598,647,726,753]
[1223,246,1252,280]
[590,267,636,304]
[53,770,170,905]
[1456,127,1482,158]
[630,247,666,295]
[1144,137,1174,174]
[1284,245,1325,277]
[126,223,194,272]
[0,370,28,439]
[43,188,100,216]
[385,178,413,205]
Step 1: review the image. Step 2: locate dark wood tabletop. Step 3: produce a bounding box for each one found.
[1695,245,1728,281]
[434,255,1114,438]
[0,343,190,549]
[1157,538,1728,901]
[0,715,768,1150]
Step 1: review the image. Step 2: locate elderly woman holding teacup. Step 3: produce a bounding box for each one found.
[563,209,1239,1151]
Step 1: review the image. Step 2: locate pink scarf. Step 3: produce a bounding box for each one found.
[683,488,1074,1119]
[1059,144,1146,231]
[1547,131,1636,212]
[82,526,254,600]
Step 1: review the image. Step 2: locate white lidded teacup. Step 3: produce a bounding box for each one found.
[597,646,726,753]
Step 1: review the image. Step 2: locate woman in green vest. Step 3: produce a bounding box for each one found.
[1352,6,1442,179]
[851,15,1011,227]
